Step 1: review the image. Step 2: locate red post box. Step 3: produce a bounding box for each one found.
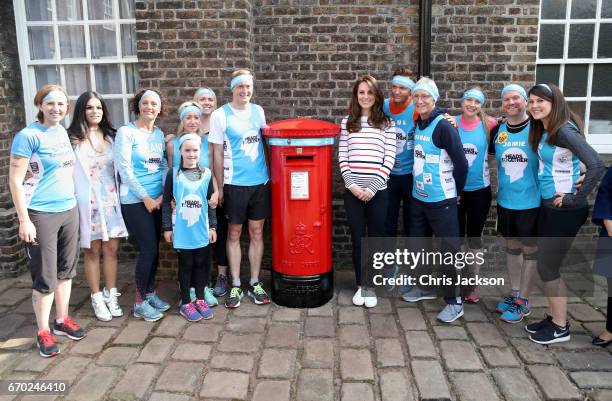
[262,118,339,308]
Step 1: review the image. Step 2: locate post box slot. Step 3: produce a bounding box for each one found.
[285,155,314,164]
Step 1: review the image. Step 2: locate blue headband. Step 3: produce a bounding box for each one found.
[178,133,201,148]
[501,84,527,101]
[195,87,216,99]
[179,105,202,121]
[391,76,415,90]
[42,90,67,103]
[139,90,161,106]
[462,89,486,105]
[230,74,253,90]
[412,82,439,102]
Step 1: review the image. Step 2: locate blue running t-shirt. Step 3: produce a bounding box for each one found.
[384,99,415,175]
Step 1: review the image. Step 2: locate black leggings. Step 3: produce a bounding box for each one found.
[537,205,588,282]
[607,278,612,332]
[458,186,491,249]
[121,203,162,302]
[344,189,388,286]
[178,246,210,305]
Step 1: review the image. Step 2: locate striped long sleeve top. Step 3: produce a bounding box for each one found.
[338,116,397,195]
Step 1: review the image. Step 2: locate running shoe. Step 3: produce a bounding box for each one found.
[496,295,516,313]
[103,287,123,317]
[194,299,214,319]
[37,330,60,358]
[180,302,202,322]
[189,287,196,302]
[529,321,570,344]
[500,301,531,323]
[213,274,230,297]
[204,287,218,307]
[91,292,112,322]
[225,287,243,309]
[248,282,271,305]
[52,317,85,340]
[464,290,480,304]
[437,304,464,323]
[133,300,164,322]
[146,292,171,312]
[525,314,553,334]
[401,287,436,303]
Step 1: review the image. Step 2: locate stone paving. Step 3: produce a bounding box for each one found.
[0,264,611,401]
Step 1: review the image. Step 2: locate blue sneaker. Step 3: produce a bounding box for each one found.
[134,300,164,322]
[194,299,213,319]
[179,302,202,322]
[496,295,516,313]
[437,303,464,323]
[213,274,230,297]
[401,287,436,303]
[500,301,531,323]
[203,287,218,307]
[146,292,171,312]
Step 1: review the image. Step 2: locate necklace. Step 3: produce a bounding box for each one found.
[87,128,107,155]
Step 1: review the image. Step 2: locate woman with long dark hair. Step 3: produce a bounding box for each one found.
[68,91,128,322]
[114,89,169,322]
[339,75,397,308]
[525,83,604,344]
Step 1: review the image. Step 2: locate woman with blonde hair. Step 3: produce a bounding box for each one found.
[9,84,85,357]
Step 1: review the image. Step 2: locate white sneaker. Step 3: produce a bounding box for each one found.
[103,287,123,317]
[363,288,378,308]
[352,287,365,306]
[91,292,112,321]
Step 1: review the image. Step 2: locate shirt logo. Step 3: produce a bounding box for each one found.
[179,193,203,227]
[497,131,508,145]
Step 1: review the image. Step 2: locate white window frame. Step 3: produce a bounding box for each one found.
[537,0,612,153]
[13,0,138,125]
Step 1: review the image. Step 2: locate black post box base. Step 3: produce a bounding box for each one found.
[271,269,334,308]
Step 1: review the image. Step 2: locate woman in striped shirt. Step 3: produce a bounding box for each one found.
[339,75,397,308]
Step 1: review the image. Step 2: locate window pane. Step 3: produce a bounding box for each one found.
[539,25,565,59]
[34,65,59,89]
[536,64,560,85]
[541,0,567,19]
[125,63,139,93]
[568,24,594,59]
[59,26,85,58]
[64,65,90,96]
[88,0,114,20]
[121,24,136,57]
[592,65,612,97]
[56,0,83,21]
[28,26,55,60]
[599,24,612,58]
[119,0,135,19]
[26,0,52,21]
[603,0,612,18]
[94,64,121,94]
[568,102,586,122]
[589,102,612,135]
[104,99,125,127]
[563,65,589,97]
[570,0,596,19]
[90,24,117,58]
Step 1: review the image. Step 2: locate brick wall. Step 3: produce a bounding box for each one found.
[0,4,26,277]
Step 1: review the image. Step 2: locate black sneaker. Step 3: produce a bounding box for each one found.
[37,330,60,358]
[52,317,85,340]
[224,287,243,309]
[525,315,553,334]
[529,321,570,345]
[248,282,270,305]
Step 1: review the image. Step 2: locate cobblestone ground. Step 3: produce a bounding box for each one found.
[0,263,610,401]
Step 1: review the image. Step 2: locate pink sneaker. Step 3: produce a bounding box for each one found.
[464,290,480,304]
[194,299,213,320]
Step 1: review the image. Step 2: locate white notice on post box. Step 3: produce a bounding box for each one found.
[291,171,309,199]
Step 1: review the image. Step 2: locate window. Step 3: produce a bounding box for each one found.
[13,0,138,127]
[537,0,612,153]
